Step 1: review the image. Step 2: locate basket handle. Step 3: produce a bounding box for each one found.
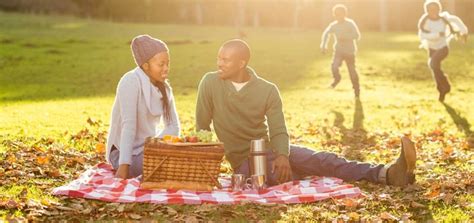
[198,159,222,189]
[144,156,169,182]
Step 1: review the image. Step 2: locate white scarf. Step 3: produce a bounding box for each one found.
[134,67,170,116]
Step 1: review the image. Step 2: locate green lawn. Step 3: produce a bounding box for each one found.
[0,12,473,222]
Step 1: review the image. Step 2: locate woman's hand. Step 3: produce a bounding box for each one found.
[115,164,130,179]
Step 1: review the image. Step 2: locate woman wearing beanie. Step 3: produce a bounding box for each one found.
[418,0,468,102]
[106,35,180,179]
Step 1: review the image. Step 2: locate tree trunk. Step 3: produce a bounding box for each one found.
[379,0,388,32]
[253,11,260,28]
[445,0,455,13]
[195,1,203,25]
[179,3,188,23]
[293,0,302,30]
[235,0,245,29]
[321,0,332,28]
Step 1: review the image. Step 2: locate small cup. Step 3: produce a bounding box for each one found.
[231,174,246,191]
[250,174,266,190]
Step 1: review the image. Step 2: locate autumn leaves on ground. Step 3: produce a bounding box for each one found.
[1,12,473,222]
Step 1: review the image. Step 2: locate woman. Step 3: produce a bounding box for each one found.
[106,35,180,179]
[418,0,468,102]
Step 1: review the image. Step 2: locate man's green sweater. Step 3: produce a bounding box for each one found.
[196,67,290,169]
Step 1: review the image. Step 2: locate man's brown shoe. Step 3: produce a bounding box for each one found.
[387,137,417,186]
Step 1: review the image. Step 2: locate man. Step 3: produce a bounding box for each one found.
[196,39,416,186]
[320,4,361,97]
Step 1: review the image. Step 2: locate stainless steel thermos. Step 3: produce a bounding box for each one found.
[230,139,269,191]
[248,139,268,190]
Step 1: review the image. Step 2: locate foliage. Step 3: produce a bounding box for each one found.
[0,12,473,221]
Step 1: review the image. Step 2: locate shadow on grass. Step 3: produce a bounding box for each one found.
[332,98,374,160]
[442,102,473,137]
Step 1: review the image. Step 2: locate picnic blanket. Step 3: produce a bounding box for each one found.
[52,163,362,204]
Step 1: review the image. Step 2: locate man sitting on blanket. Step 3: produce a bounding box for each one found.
[195,39,417,187]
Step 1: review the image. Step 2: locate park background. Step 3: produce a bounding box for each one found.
[0,0,473,221]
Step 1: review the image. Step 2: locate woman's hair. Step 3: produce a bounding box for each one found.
[154,81,172,124]
[141,63,172,124]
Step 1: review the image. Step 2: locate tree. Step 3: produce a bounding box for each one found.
[445,0,455,13]
[293,0,303,30]
[379,0,388,32]
[194,0,203,25]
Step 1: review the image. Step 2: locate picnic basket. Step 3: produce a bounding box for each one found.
[141,137,225,191]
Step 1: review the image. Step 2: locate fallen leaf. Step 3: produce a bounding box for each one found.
[129,213,142,220]
[3,200,20,209]
[47,169,62,178]
[425,189,441,200]
[380,211,398,221]
[27,199,43,209]
[40,199,50,206]
[441,193,454,204]
[69,203,83,210]
[7,155,16,163]
[36,156,50,165]
[82,208,92,214]
[73,157,86,164]
[95,143,105,154]
[117,204,125,213]
[348,212,360,220]
[340,214,350,222]
[55,206,76,212]
[337,198,359,208]
[166,206,178,216]
[195,204,213,213]
[87,117,100,126]
[442,145,454,157]
[378,193,391,200]
[400,213,411,222]
[184,216,199,223]
[410,201,426,208]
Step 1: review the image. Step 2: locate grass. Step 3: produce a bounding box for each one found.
[0,11,473,221]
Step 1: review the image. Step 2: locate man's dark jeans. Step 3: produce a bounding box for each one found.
[235,144,384,186]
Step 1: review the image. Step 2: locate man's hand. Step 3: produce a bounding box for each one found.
[115,164,130,179]
[271,155,292,184]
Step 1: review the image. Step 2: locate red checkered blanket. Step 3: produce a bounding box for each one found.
[52,163,362,204]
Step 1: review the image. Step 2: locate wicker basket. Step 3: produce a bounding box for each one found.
[141,137,225,191]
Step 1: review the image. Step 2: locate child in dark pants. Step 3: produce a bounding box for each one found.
[418,0,468,102]
[320,4,361,97]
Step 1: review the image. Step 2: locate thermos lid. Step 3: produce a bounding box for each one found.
[250,139,266,152]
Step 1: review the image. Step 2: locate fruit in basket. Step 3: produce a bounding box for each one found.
[185,136,199,143]
[195,130,213,143]
[184,130,214,143]
[163,135,173,142]
[171,136,182,143]
[162,135,182,143]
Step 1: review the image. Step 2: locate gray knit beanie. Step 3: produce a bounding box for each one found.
[131,35,168,67]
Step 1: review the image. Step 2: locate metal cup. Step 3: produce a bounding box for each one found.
[250,174,266,190]
[231,174,246,191]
